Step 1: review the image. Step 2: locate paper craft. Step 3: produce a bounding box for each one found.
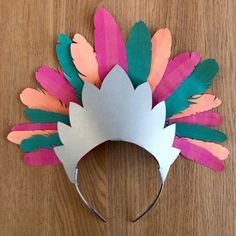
[126,21,151,87]
[7,7,229,222]
[55,65,179,182]
[147,28,171,91]
[94,9,128,80]
[71,34,100,86]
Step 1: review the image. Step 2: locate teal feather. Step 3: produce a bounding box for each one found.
[56,34,83,96]
[20,134,62,152]
[126,21,151,87]
[175,123,227,143]
[165,59,219,118]
[24,109,69,124]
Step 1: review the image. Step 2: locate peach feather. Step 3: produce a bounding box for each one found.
[169,94,222,120]
[7,130,57,145]
[20,88,69,115]
[147,28,172,91]
[187,139,229,160]
[71,34,100,86]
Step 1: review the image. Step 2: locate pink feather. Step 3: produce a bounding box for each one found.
[36,66,80,106]
[24,148,61,166]
[11,123,57,131]
[94,8,128,81]
[173,137,224,171]
[153,52,201,104]
[168,111,222,126]
[186,138,229,161]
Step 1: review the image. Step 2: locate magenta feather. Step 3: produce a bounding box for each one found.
[168,111,222,126]
[36,66,80,106]
[94,8,128,81]
[173,137,224,171]
[24,148,61,166]
[153,52,201,104]
[11,123,57,131]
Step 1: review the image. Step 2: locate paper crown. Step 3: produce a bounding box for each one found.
[55,65,179,182]
[8,7,229,221]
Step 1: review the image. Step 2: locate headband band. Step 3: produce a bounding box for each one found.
[75,159,164,223]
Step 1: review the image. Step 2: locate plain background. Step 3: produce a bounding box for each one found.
[0,0,235,235]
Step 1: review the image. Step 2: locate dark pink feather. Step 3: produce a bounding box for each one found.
[24,148,61,166]
[153,52,201,105]
[168,111,222,126]
[94,8,128,81]
[173,137,224,171]
[36,66,80,105]
[11,123,57,131]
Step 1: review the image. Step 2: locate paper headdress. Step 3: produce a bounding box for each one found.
[8,8,229,222]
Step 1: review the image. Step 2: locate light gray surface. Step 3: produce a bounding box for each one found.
[54,65,179,182]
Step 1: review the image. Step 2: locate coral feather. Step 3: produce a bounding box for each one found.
[20,88,69,115]
[169,94,222,119]
[148,28,172,91]
[71,34,100,86]
[7,130,57,144]
[187,138,229,160]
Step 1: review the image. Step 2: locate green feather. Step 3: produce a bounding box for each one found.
[126,21,151,87]
[175,123,227,143]
[56,34,83,96]
[165,59,219,118]
[24,109,70,124]
[20,134,62,152]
